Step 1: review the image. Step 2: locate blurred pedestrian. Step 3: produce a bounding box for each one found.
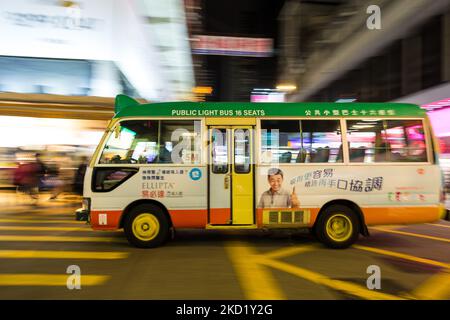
[47,162,64,200]
[35,153,47,191]
[14,158,39,204]
[13,161,25,193]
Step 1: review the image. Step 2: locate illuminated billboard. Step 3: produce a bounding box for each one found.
[192,35,273,57]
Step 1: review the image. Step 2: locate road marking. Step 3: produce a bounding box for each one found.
[426,223,450,229]
[225,242,286,300]
[0,274,109,286]
[0,218,83,224]
[0,235,125,243]
[3,212,74,216]
[226,242,405,300]
[1,215,73,219]
[0,250,128,259]
[410,270,450,300]
[354,245,450,269]
[0,226,93,232]
[259,257,404,300]
[0,215,75,219]
[371,225,402,230]
[261,245,316,260]
[371,227,450,243]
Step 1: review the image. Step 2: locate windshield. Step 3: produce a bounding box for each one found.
[99,119,201,164]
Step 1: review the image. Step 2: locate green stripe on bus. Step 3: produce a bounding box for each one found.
[114,99,426,119]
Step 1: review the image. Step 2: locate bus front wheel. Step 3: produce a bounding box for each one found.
[315,205,360,249]
[124,204,170,248]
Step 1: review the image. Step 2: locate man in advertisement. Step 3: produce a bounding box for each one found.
[258,168,300,208]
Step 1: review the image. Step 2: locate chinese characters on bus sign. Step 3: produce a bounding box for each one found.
[141,169,186,199]
[304,109,396,116]
[290,169,384,192]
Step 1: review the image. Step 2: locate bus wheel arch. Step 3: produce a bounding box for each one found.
[120,199,173,229]
[313,200,369,249]
[315,199,369,236]
[121,200,173,248]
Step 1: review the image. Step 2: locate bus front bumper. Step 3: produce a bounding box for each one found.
[75,198,91,222]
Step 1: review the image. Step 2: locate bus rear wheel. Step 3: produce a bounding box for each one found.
[315,205,360,249]
[124,204,170,248]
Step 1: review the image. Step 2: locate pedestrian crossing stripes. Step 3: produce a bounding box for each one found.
[371,227,450,243]
[0,218,85,224]
[0,208,128,288]
[0,274,109,286]
[0,250,128,259]
[0,226,94,232]
[426,223,450,229]
[0,235,126,243]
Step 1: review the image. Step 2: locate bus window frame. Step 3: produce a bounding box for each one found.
[93,117,206,167]
[424,116,437,164]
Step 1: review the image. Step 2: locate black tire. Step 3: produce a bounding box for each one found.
[315,204,360,249]
[124,204,170,248]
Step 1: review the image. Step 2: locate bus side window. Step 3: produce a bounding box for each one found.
[212,128,228,174]
[234,128,251,173]
[93,168,138,192]
[349,147,366,162]
[346,119,428,163]
[336,144,344,162]
[311,147,330,163]
[280,151,292,163]
[159,120,201,164]
[301,120,342,163]
[296,149,307,163]
[260,120,301,164]
[385,120,428,162]
[260,119,342,163]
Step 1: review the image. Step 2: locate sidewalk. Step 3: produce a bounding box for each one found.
[0,190,82,213]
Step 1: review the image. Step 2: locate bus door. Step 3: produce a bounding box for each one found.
[208,126,254,225]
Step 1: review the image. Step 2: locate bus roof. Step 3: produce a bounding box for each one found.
[113,95,426,119]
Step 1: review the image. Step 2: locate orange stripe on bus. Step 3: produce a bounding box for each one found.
[169,209,207,228]
[91,209,209,230]
[309,209,320,227]
[256,206,440,228]
[90,206,441,231]
[363,206,441,225]
[307,206,439,226]
[91,210,122,230]
[209,208,231,225]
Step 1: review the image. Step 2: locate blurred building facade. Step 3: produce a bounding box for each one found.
[278,0,450,185]
[0,0,195,188]
[185,0,284,102]
[0,0,195,155]
[0,0,194,102]
[278,0,450,106]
